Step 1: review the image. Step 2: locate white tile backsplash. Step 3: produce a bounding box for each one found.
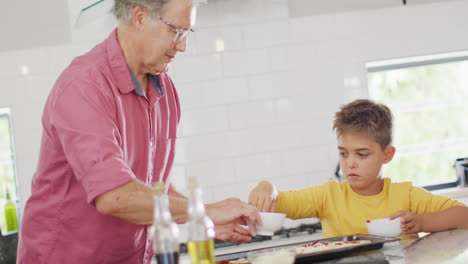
[3,0,468,214]
[0,48,50,77]
[201,78,249,106]
[243,21,290,49]
[180,107,229,136]
[24,75,54,105]
[222,49,270,77]
[270,45,292,72]
[211,182,259,203]
[173,53,223,82]
[248,74,280,101]
[235,152,282,181]
[194,26,244,54]
[251,124,303,153]
[176,82,204,110]
[0,77,27,104]
[228,101,276,129]
[186,159,236,188]
[179,133,236,162]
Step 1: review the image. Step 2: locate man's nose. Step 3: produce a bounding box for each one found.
[175,37,187,52]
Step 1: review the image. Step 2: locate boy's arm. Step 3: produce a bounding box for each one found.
[420,206,468,231]
[248,181,278,212]
[390,206,468,234]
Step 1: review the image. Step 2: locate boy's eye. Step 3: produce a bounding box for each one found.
[359,153,368,158]
[339,152,347,157]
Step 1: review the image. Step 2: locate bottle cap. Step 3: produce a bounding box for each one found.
[5,186,11,200]
[153,182,164,195]
[188,176,199,189]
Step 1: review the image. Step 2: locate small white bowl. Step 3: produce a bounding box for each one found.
[247,246,296,264]
[365,217,402,237]
[256,212,286,236]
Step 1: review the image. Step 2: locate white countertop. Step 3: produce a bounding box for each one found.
[381,229,468,264]
[178,229,468,264]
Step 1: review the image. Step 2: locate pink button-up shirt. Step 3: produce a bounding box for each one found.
[18,28,180,264]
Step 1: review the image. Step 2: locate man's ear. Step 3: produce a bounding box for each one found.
[383,146,396,164]
[130,6,147,29]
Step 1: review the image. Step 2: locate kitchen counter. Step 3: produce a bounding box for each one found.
[304,229,468,264]
[0,230,18,264]
[179,229,468,263]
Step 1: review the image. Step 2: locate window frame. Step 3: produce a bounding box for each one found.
[366,51,468,191]
[0,108,20,225]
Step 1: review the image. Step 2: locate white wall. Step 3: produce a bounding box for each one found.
[1,0,468,214]
[0,0,71,52]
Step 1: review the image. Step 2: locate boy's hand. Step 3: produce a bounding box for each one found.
[389,210,424,234]
[248,181,277,212]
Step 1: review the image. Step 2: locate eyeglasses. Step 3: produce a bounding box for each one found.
[158,16,194,43]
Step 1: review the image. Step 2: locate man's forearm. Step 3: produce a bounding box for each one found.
[95,182,191,225]
[168,184,189,224]
[95,180,154,225]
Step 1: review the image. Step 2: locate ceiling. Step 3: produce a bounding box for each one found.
[289,0,463,17]
[0,0,464,52]
[0,0,70,52]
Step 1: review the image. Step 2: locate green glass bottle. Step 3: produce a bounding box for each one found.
[4,187,18,232]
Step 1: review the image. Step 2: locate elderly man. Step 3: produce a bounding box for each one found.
[17,0,261,263]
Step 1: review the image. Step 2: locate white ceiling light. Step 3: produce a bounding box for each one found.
[21,65,30,76]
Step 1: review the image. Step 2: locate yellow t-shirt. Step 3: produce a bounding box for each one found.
[275,178,465,238]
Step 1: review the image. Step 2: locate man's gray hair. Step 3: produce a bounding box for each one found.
[113,0,170,24]
[113,0,204,25]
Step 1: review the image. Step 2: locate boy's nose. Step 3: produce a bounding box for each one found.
[347,157,357,168]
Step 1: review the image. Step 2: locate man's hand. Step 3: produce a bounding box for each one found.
[389,210,424,234]
[215,223,252,243]
[248,181,277,212]
[206,198,262,237]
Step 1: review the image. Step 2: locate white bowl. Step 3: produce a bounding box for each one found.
[256,212,286,236]
[247,246,296,264]
[365,217,402,237]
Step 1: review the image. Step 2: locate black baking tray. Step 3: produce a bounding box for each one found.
[215,234,399,263]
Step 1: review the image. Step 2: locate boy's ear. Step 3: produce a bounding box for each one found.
[383,146,396,164]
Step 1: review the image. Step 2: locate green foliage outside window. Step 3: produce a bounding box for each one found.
[368,60,468,187]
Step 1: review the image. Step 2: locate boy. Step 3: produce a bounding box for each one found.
[249,99,468,238]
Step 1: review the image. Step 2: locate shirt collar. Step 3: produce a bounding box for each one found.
[106,28,134,94]
[128,67,164,97]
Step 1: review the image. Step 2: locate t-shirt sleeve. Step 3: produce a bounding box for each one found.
[49,78,135,204]
[409,186,466,214]
[275,183,327,219]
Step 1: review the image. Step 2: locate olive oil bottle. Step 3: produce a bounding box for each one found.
[4,187,18,232]
[152,182,180,264]
[186,177,215,264]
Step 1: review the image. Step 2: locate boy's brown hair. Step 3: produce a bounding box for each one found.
[333,99,393,150]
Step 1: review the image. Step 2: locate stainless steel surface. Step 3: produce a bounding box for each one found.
[215,234,399,263]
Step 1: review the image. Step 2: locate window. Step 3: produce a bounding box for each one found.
[0,108,19,232]
[367,52,468,190]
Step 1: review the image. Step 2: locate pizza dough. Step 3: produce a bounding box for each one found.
[215,260,248,264]
[296,240,372,255]
[216,240,372,263]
